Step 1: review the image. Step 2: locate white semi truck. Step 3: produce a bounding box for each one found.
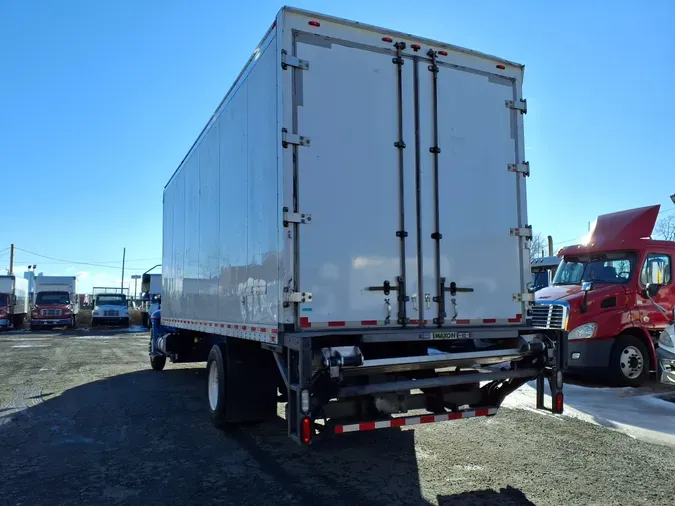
[150,7,567,445]
[0,275,29,329]
[31,276,78,330]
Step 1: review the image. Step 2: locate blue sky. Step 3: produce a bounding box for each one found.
[1,0,674,293]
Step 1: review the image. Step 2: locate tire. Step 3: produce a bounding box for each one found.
[142,313,149,328]
[124,317,130,327]
[11,315,24,329]
[92,318,99,327]
[207,344,229,429]
[71,315,77,329]
[610,335,649,387]
[150,355,166,371]
[30,324,38,332]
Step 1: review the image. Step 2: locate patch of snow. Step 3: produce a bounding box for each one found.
[503,381,675,448]
[11,344,50,348]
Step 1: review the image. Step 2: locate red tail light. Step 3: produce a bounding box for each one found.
[437,50,448,56]
[308,20,320,27]
[496,64,506,70]
[554,392,564,414]
[301,417,312,445]
[382,36,393,43]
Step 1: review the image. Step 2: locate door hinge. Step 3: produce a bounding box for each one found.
[505,99,527,114]
[282,129,311,148]
[283,208,312,226]
[510,226,533,238]
[513,292,535,303]
[281,51,309,70]
[507,162,530,176]
[283,290,312,304]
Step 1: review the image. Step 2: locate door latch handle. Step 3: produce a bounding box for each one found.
[425,293,431,309]
[412,293,418,311]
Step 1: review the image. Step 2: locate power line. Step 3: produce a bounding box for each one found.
[13,247,139,270]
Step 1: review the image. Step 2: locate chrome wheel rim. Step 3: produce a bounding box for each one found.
[208,361,219,411]
[620,345,644,379]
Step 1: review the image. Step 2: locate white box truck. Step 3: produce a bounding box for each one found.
[140,272,162,328]
[31,276,78,330]
[0,275,29,329]
[151,7,568,445]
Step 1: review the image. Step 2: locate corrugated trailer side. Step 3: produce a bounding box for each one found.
[162,20,282,342]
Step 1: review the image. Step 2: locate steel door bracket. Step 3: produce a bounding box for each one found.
[513,293,535,303]
[508,162,530,176]
[283,208,311,226]
[505,99,527,114]
[281,51,309,70]
[510,227,533,238]
[284,289,312,304]
[282,129,311,148]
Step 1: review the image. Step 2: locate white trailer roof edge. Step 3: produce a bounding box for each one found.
[284,6,524,69]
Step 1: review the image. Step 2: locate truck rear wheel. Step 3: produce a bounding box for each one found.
[206,340,278,428]
[150,355,166,371]
[611,335,649,387]
[207,344,230,428]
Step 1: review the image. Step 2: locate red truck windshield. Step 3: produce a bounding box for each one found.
[36,292,70,305]
[553,252,637,285]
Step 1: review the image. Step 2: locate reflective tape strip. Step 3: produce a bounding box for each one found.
[161,318,278,344]
[334,407,498,434]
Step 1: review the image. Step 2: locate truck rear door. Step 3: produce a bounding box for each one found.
[287,20,527,329]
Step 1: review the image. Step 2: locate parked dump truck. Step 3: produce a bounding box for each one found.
[31,276,78,329]
[0,275,29,329]
[150,7,567,445]
[140,272,162,328]
[535,205,675,386]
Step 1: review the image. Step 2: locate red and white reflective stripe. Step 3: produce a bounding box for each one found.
[302,315,522,329]
[161,318,278,344]
[334,407,498,434]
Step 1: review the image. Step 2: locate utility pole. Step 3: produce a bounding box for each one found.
[121,247,126,294]
[9,244,14,275]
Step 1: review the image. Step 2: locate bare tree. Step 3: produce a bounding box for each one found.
[655,215,675,241]
[531,233,547,258]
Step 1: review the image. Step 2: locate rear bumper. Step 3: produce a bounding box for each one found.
[31,318,72,327]
[567,338,614,369]
[657,347,675,386]
[93,316,129,324]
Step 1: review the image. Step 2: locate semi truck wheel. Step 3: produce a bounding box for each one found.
[150,355,166,371]
[71,316,77,329]
[610,335,649,387]
[124,317,130,327]
[207,344,230,428]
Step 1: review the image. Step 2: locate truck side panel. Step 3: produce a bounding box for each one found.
[162,31,280,331]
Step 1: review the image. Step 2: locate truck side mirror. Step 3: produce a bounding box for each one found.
[582,281,593,292]
[645,283,661,298]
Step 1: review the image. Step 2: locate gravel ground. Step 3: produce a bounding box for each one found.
[1,330,674,506]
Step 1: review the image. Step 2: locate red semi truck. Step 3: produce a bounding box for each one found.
[534,205,675,386]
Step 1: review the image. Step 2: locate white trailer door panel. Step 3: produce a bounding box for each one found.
[294,38,419,328]
[417,61,525,324]
[293,35,525,329]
